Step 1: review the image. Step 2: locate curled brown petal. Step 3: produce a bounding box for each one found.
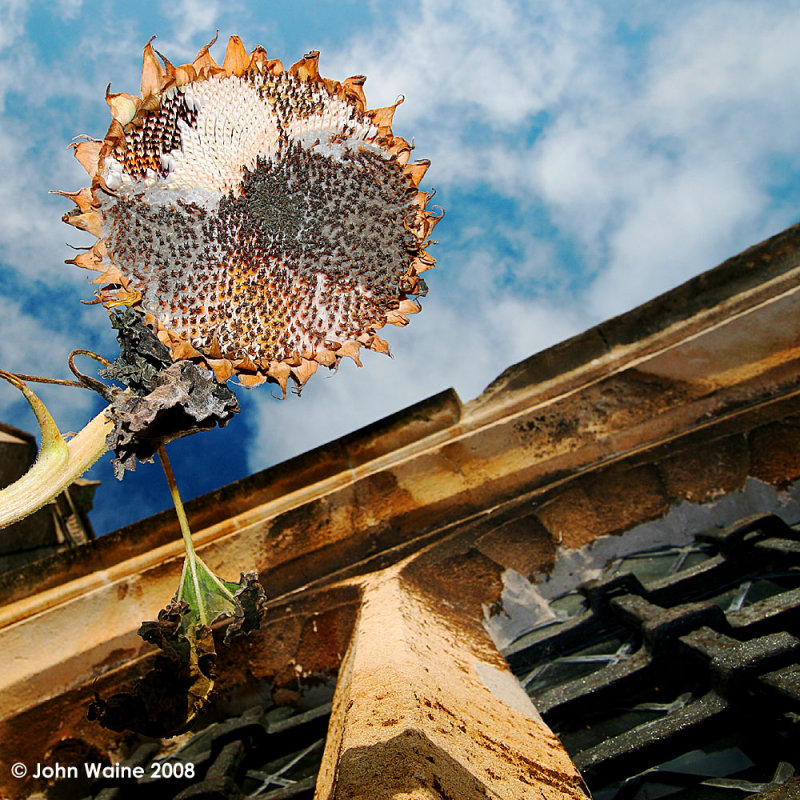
[289,50,320,83]
[342,74,367,111]
[141,35,166,97]
[70,140,102,178]
[192,31,220,73]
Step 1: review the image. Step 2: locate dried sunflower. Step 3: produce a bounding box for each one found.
[60,34,442,393]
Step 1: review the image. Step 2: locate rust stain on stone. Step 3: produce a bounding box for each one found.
[659,434,750,502]
[294,604,359,681]
[535,463,670,549]
[513,370,696,455]
[404,547,505,622]
[748,421,800,489]
[91,647,137,674]
[245,585,361,698]
[476,514,556,580]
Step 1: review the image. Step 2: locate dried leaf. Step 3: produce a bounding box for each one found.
[88,654,207,737]
[101,307,173,394]
[106,361,240,478]
[88,567,266,736]
[224,572,269,646]
[138,599,192,662]
[101,309,239,478]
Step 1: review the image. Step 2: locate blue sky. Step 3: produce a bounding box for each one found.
[2,0,800,535]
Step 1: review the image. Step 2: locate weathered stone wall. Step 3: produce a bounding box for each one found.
[3,222,800,797]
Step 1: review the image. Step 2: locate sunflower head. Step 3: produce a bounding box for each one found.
[60,35,442,393]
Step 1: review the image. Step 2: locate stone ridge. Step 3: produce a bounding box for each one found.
[474,219,800,411]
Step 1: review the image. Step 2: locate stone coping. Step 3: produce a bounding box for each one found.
[473,220,800,418]
[2,221,800,786]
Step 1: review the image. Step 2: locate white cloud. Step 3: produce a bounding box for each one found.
[163,0,222,48]
[0,295,101,436]
[439,1,800,319]
[323,0,605,129]
[587,162,767,319]
[242,0,800,472]
[157,0,254,63]
[55,0,84,21]
[0,0,27,50]
[5,0,800,510]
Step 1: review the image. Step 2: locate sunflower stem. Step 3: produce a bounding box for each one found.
[0,372,112,530]
[157,445,207,626]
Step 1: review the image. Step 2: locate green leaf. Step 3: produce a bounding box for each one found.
[175,553,240,629]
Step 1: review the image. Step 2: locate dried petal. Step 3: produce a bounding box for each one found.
[50,186,96,213]
[140,36,165,97]
[398,298,421,315]
[291,358,318,387]
[369,96,403,138]
[338,340,363,365]
[289,50,320,82]
[342,74,367,111]
[191,32,220,73]
[71,140,102,177]
[222,35,249,76]
[206,358,234,383]
[106,86,140,126]
[174,63,197,86]
[405,159,431,187]
[62,209,102,237]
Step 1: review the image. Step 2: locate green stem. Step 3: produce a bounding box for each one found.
[0,372,112,530]
[157,445,207,626]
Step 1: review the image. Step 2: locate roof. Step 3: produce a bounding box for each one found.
[3,220,800,798]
